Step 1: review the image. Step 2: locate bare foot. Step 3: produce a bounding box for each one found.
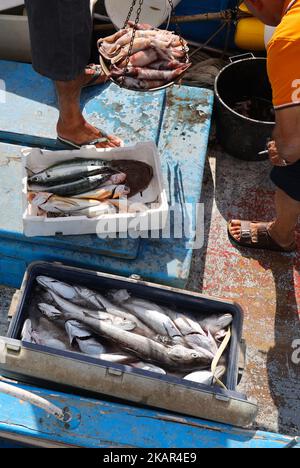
[229,219,295,249]
[57,117,123,149]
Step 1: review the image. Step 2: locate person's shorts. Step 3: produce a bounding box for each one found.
[270,161,300,202]
[25,0,92,81]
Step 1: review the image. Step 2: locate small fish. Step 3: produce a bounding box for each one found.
[73,184,130,201]
[183,366,226,386]
[70,203,117,218]
[111,291,182,339]
[199,314,233,336]
[43,304,214,370]
[131,362,166,375]
[21,319,35,343]
[30,316,71,351]
[30,172,115,197]
[38,299,137,332]
[28,159,114,185]
[31,193,103,214]
[65,320,107,355]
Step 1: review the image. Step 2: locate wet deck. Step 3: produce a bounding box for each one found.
[1,140,299,437]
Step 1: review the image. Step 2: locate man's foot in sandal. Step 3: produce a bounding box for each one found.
[228,220,297,253]
[82,64,108,88]
[57,117,123,149]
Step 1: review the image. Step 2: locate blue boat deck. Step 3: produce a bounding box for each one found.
[0,59,300,447]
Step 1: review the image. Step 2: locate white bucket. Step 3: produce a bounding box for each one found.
[105,0,182,30]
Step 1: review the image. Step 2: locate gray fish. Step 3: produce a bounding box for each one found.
[31,316,71,351]
[199,314,233,335]
[28,159,114,185]
[183,366,226,386]
[65,320,107,355]
[37,173,115,197]
[131,362,166,375]
[38,300,137,332]
[110,291,182,339]
[37,277,156,339]
[21,319,35,343]
[41,304,214,371]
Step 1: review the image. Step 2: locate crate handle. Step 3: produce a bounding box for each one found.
[229,52,255,63]
[0,377,72,424]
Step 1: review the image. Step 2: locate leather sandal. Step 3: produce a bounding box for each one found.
[228,220,297,253]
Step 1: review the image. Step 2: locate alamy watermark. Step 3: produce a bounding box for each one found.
[291,339,300,365]
[96,202,205,250]
[0,79,6,104]
[291,79,300,103]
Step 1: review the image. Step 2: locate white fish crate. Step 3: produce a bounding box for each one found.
[22,142,169,237]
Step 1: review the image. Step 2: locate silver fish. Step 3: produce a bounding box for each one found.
[31,173,115,198]
[21,319,35,343]
[199,314,233,335]
[183,366,226,386]
[111,291,182,339]
[32,192,103,214]
[38,299,137,332]
[32,316,71,351]
[41,304,214,370]
[28,159,114,185]
[73,184,130,201]
[65,320,107,355]
[131,362,166,375]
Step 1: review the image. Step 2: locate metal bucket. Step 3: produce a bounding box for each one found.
[214,53,275,161]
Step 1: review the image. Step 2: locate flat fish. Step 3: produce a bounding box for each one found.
[110,160,153,197]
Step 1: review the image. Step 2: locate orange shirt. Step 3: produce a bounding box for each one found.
[267,0,300,109]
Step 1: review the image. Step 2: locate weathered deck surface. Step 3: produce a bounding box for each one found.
[188,142,300,437]
[1,141,299,438]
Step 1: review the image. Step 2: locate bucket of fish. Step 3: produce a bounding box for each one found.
[22,142,169,237]
[215,54,275,161]
[3,262,258,427]
[98,22,191,92]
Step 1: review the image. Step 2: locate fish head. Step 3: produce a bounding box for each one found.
[168,345,213,366]
[38,303,62,321]
[110,172,126,185]
[65,320,91,344]
[113,318,137,332]
[218,314,233,329]
[28,173,46,184]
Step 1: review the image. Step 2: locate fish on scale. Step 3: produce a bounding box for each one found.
[99,23,191,91]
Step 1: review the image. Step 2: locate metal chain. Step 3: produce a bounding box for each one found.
[120,0,188,87]
[123,0,138,29]
[166,0,189,64]
[121,0,144,86]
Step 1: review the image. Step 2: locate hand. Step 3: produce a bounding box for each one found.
[267,141,288,166]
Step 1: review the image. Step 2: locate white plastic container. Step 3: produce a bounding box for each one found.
[22,142,169,238]
[105,0,182,29]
